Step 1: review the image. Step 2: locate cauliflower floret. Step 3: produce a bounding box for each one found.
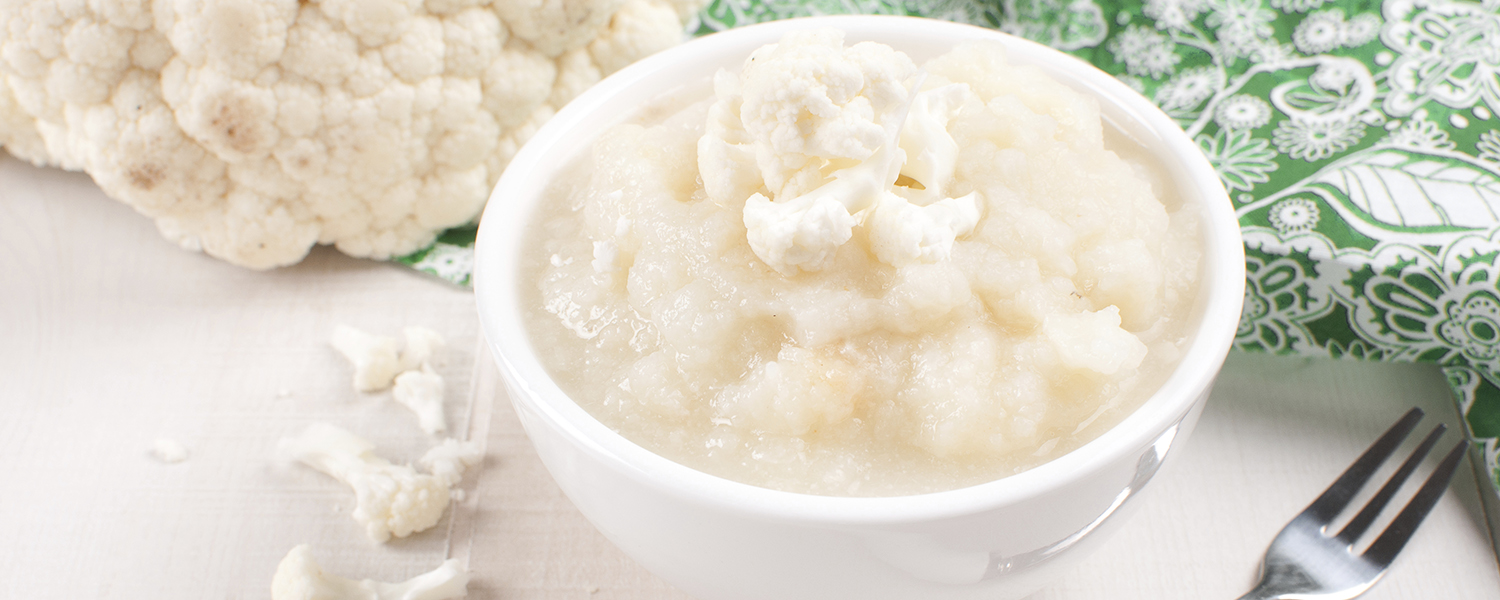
[393,366,447,435]
[0,0,705,269]
[420,437,484,487]
[331,325,404,392]
[396,327,450,435]
[398,326,446,372]
[735,28,917,200]
[0,77,46,165]
[864,81,981,266]
[333,324,453,432]
[271,544,469,600]
[492,0,622,58]
[741,189,859,275]
[587,0,684,74]
[697,69,762,206]
[279,423,452,543]
[866,190,980,267]
[331,323,444,377]
[712,30,982,275]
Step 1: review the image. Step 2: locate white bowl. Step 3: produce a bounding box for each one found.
[475,15,1244,600]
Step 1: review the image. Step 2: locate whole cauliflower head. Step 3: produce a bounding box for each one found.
[0,0,700,269]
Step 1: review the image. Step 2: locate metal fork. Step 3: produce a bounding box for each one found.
[1237,407,1470,600]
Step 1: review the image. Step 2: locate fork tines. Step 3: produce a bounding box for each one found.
[1302,407,1470,566]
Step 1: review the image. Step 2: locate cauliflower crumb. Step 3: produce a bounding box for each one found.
[271,544,469,600]
[150,438,190,464]
[278,423,457,543]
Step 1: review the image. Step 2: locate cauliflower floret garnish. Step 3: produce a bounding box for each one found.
[866,191,980,267]
[895,82,969,200]
[271,544,469,600]
[702,29,982,275]
[279,423,465,543]
[0,0,705,269]
[866,81,980,267]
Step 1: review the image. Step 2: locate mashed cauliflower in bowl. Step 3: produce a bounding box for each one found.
[476,15,1242,600]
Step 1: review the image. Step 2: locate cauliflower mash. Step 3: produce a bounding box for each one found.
[522,30,1202,496]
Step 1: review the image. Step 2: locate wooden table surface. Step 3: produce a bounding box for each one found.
[4,153,1498,598]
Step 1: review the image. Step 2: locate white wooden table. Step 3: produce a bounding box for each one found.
[3,153,1497,598]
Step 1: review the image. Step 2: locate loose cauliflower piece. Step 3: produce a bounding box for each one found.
[393,366,447,435]
[331,323,445,383]
[333,324,454,432]
[272,544,469,600]
[393,327,450,434]
[420,437,484,487]
[331,325,405,392]
[398,326,446,372]
[279,423,455,543]
[0,0,702,269]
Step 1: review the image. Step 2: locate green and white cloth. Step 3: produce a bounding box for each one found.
[402,0,1500,507]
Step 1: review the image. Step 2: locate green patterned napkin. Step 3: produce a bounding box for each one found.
[403,0,1500,509]
[397,225,477,286]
